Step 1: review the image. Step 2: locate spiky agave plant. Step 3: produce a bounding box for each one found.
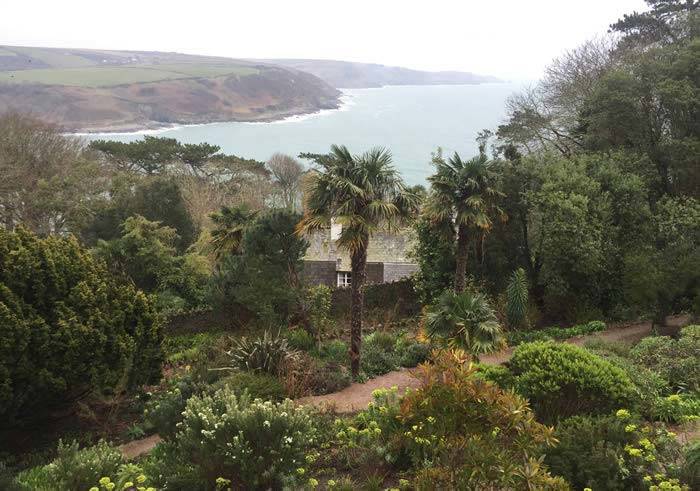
[425,290,506,361]
[506,268,530,330]
[228,330,298,374]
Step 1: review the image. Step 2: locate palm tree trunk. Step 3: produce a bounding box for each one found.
[454,223,469,292]
[349,244,368,377]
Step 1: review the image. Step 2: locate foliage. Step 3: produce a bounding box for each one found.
[82,176,198,252]
[212,371,286,402]
[90,465,156,491]
[424,290,505,360]
[306,284,333,339]
[286,328,316,352]
[0,227,162,426]
[506,320,606,345]
[410,216,455,304]
[15,440,124,491]
[545,412,687,491]
[167,387,317,489]
[298,145,420,376]
[228,330,298,374]
[651,393,700,424]
[505,267,530,329]
[144,374,202,440]
[360,333,401,378]
[93,215,209,311]
[394,350,564,489]
[681,441,700,491]
[208,205,257,259]
[424,152,504,292]
[281,353,352,397]
[630,327,700,392]
[0,113,105,235]
[210,209,308,324]
[498,342,637,422]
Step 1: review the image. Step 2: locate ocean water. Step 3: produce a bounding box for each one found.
[83,83,522,185]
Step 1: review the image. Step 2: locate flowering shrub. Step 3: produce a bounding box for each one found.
[546,410,687,490]
[392,350,564,489]
[651,393,700,424]
[170,386,317,489]
[90,464,155,491]
[15,440,124,490]
[504,342,637,422]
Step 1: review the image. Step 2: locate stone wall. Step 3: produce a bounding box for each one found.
[383,262,419,283]
[302,260,337,287]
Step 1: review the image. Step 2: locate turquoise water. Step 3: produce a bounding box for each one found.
[84,83,521,185]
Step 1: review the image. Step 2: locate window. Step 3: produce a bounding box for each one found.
[337,271,352,288]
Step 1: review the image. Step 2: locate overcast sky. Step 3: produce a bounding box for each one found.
[1,0,648,80]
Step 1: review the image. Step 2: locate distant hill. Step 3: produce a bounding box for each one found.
[0,46,340,132]
[259,59,501,88]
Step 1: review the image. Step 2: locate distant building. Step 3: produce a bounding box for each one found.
[303,225,418,287]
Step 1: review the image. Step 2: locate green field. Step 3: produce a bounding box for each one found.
[0,63,259,87]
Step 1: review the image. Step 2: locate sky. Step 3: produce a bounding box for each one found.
[1,0,649,80]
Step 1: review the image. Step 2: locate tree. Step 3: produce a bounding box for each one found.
[209,205,259,259]
[94,215,209,310]
[90,136,179,175]
[297,145,419,376]
[211,210,309,324]
[505,268,530,330]
[268,153,305,210]
[0,227,162,427]
[610,0,699,47]
[0,113,106,234]
[81,176,198,252]
[425,152,504,292]
[424,290,506,361]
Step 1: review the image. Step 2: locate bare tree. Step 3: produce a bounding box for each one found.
[268,153,304,210]
[0,112,106,234]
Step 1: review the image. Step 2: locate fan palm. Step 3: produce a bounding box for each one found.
[425,153,504,292]
[297,145,420,376]
[209,205,258,259]
[425,290,506,362]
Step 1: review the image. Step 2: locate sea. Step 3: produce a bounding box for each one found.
[82,83,523,185]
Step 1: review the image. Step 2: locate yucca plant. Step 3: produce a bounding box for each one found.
[425,290,506,361]
[505,268,530,330]
[228,330,298,374]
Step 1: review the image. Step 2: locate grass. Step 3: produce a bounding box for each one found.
[9,46,95,68]
[0,63,259,87]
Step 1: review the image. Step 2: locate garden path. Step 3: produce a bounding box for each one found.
[297,317,688,413]
[119,316,693,459]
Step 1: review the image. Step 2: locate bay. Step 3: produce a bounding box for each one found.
[84,83,522,185]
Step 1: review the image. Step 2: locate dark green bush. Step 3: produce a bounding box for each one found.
[316,340,349,363]
[15,440,123,490]
[545,414,634,490]
[0,227,162,427]
[546,413,686,490]
[398,341,431,367]
[506,342,637,422]
[630,326,700,392]
[361,333,400,377]
[144,374,201,439]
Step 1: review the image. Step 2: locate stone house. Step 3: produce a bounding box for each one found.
[303,224,418,287]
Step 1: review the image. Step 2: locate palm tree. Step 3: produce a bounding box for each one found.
[424,290,506,362]
[297,145,420,376]
[209,205,258,259]
[425,153,504,292]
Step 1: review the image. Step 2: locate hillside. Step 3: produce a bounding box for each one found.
[260,59,501,88]
[0,46,341,132]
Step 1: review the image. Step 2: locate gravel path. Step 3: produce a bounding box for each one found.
[120,316,694,459]
[297,318,675,413]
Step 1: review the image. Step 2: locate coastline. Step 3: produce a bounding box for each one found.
[71,93,353,136]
